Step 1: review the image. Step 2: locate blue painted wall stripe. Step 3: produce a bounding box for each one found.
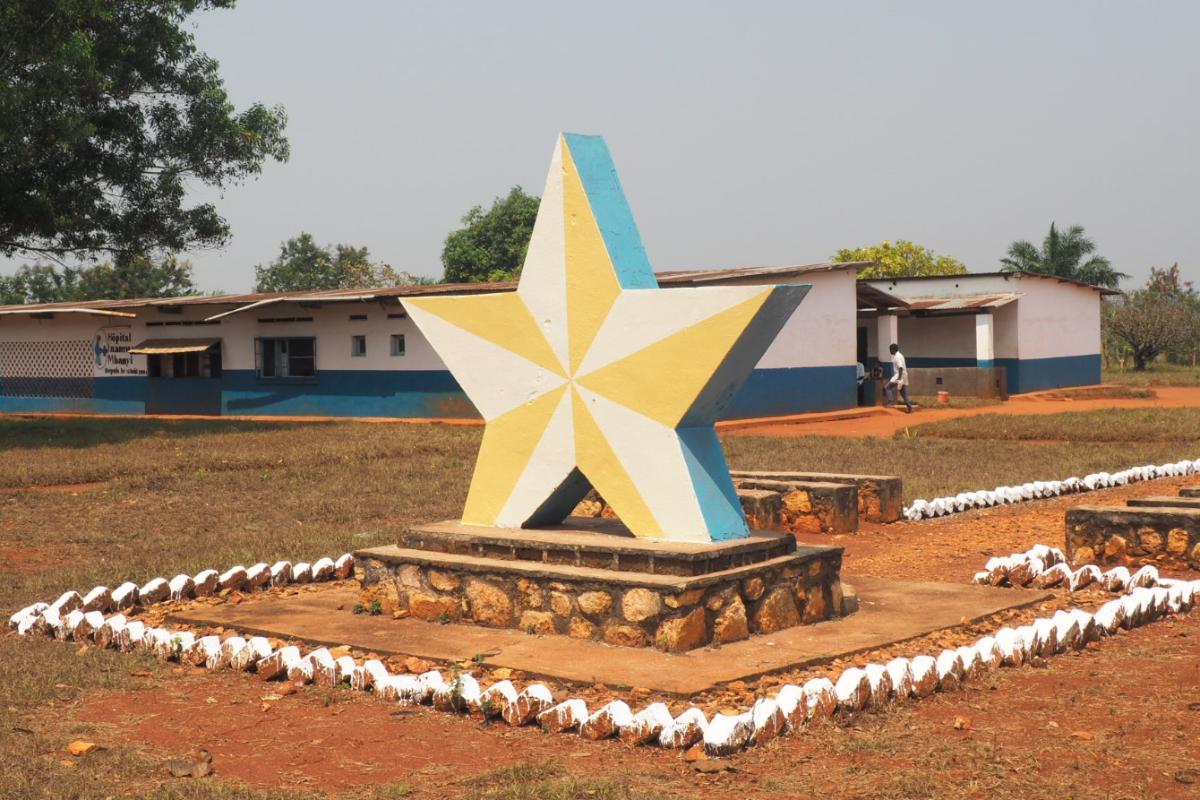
[724,365,857,419]
[995,354,1101,394]
[562,133,657,290]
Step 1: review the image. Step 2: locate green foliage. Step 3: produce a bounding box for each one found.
[0,0,289,260]
[832,240,968,278]
[1103,264,1199,370]
[441,187,540,283]
[1000,222,1127,288]
[253,232,425,292]
[0,255,195,303]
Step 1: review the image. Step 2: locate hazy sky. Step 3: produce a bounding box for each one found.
[15,1,1200,291]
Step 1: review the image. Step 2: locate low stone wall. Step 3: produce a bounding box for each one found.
[734,479,857,535]
[730,470,903,524]
[1065,505,1200,568]
[1181,486,1200,498]
[355,548,845,653]
[907,366,1008,399]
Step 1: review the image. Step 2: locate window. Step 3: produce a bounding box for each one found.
[390,334,406,357]
[146,345,221,379]
[256,337,315,379]
[351,335,367,357]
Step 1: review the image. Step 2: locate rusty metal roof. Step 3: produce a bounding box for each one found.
[128,338,221,355]
[0,262,872,316]
[901,293,1021,312]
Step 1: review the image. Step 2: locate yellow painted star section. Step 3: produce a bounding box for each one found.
[571,387,663,538]
[462,384,568,525]
[403,133,810,542]
[403,292,564,377]
[562,140,621,375]
[576,290,773,427]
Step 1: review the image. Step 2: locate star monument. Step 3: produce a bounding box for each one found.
[405,134,809,542]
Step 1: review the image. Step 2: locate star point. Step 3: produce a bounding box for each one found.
[406,134,809,542]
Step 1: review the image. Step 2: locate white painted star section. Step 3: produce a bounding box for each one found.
[576,285,775,376]
[574,386,711,541]
[403,305,566,420]
[494,388,576,527]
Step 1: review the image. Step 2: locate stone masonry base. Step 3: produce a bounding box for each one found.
[355,520,846,653]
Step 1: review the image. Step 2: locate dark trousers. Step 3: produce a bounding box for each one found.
[886,382,912,412]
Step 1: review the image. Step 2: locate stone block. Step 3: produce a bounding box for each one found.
[519,610,557,635]
[737,479,858,535]
[408,591,460,622]
[1065,506,1200,568]
[731,470,903,523]
[603,623,648,648]
[753,586,801,633]
[465,579,512,627]
[621,588,661,622]
[712,594,749,644]
[654,608,707,653]
[576,590,612,617]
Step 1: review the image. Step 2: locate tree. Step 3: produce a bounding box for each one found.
[1001,223,1127,289]
[441,187,540,283]
[0,255,195,304]
[1104,264,1198,370]
[0,1,289,261]
[832,240,968,279]
[253,233,418,292]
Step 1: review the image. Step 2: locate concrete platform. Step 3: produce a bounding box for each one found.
[166,578,1048,695]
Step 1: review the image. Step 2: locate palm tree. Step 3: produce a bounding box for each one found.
[1001,223,1127,288]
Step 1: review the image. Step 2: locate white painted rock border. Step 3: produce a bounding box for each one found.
[903,458,1200,521]
[10,546,1200,758]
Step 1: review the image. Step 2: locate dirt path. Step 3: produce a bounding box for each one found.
[725,386,1200,438]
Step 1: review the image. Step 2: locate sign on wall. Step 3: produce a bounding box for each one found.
[93,326,146,377]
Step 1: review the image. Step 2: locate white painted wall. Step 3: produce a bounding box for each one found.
[1014,280,1101,359]
[992,301,1019,359]
[896,314,977,359]
[753,269,857,369]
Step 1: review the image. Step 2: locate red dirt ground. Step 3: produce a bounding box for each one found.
[35,473,1200,799]
[724,386,1200,439]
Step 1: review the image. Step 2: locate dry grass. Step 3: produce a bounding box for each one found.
[722,433,1199,501]
[1103,362,1200,387]
[4,414,1200,798]
[902,407,1200,443]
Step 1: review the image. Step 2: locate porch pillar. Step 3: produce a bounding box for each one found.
[975,313,995,368]
[876,314,898,373]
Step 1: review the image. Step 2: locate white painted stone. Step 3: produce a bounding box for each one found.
[168,574,194,601]
[619,702,674,745]
[312,557,335,581]
[658,707,708,748]
[193,569,219,596]
[82,586,113,613]
[291,562,312,584]
[703,711,754,757]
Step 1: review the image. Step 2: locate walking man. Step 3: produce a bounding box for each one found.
[886,343,912,413]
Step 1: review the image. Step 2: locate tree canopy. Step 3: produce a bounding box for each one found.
[1103,264,1199,370]
[832,240,968,279]
[0,255,196,304]
[441,187,540,283]
[1001,223,1127,289]
[0,0,289,261]
[253,233,425,293]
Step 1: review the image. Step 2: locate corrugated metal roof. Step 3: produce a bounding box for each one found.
[0,306,137,318]
[0,262,868,316]
[129,338,221,355]
[656,261,868,284]
[902,293,1021,311]
[870,270,1120,296]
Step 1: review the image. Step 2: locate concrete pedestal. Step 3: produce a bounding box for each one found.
[355,519,846,653]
